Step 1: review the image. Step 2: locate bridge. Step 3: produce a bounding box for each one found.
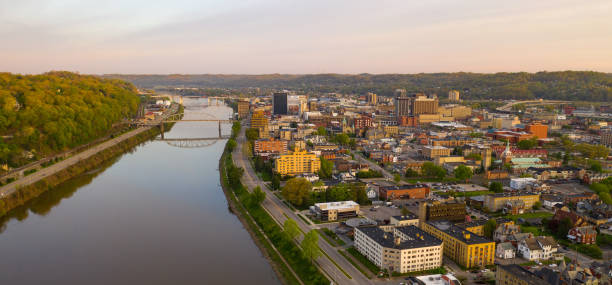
[155,137,227,148]
[496,99,571,112]
[146,94,241,106]
[138,112,234,140]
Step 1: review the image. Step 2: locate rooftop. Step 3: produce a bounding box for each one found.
[356,226,442,250]
[498,264,548,285]
[426,220,493,245]
[314,201,359,210]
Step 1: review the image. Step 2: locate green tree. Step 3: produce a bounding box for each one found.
[422,162,446,180]
[281,178,312,207]
[483,219,497,239]
[600,192,612,205]
[283,219,301,241]
[318,157,333,179]
[301,230,322,263]
[394,174,401,183]
[489,181,503,193]
[226,138,237,152]
[557,218,573,239]
[249,186,266,207]
[589,160,603,173]
[405,168,419,177]
[245,128,259,141]
[517,138,537,150]
[454,165,473,182]
[271,175,280,190]
[334,133,350,146]
[316,126,327,136]
[590,183,609,194]
[533,201,542,210]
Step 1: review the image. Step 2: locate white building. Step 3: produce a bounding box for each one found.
[495,242,516,259]
[354,226,443,274]
[517,236,558,261]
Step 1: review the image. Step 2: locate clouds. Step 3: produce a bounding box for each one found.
[0,0,610,74]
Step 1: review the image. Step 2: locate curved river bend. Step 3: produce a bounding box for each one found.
[0,99,280,285]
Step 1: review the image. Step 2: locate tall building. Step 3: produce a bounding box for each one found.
[253,138,288,155]
[422,220,495,268]
[273,92,288,115]
[308,101,317,112]
[274,150,320,176]
[394,89,407,97]
[526,123,548,139]
[412,94,438,115]
[395,94,412,120]
[602,131,612,147]
[354,225,443,274]
[250,110,269,139]
[237,100,250,119]
[366,92,377,105]
[448,90,460,101]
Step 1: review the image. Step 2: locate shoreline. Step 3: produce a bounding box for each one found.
[0,127,162,218]
[218,149,289,285]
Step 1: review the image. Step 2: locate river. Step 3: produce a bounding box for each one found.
[0,99,280,285]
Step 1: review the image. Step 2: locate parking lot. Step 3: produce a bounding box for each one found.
[550,182,592,195]
[361,204,402,222]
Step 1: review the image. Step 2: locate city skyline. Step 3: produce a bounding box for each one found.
[1,0,611,74]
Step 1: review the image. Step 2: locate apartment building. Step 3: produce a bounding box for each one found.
[418,200,467,224]
[483,192,540,212]
[254,138,288,155]
[312,201,359,221]
[354,226,443,274]
[430,137,476,147]
[496,264,549,285]
[448,90,460,101]
[423,146,452,158]
[455,218,514,237]
[412,94,439,115]
[250,110,270,139]
[422,220,495,268]
[237,100,250,119]
[274,150,321,176]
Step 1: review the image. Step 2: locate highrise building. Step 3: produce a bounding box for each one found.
[394,89,407,97]
[412,94,438,115]
[273,92,288,115]
[448,90,460,101]
[237,100,250,119]
[308,101,317,112]
[395,94,412,120]
[366,92,377,105]
[250,110,269,139]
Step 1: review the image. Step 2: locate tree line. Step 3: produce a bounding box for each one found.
[106,71,612,102]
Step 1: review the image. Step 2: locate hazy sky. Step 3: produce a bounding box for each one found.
[1,0,611,74]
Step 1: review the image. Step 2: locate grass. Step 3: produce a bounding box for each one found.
[558,239,603,259]
[506,211,553,221]
[321,228,346,246]
[317,229,337,246]
[297,214,312,225]
[347,247,380,276]
[338,249,372,279]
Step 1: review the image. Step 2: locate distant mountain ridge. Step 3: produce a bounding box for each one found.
[102,71,612,102]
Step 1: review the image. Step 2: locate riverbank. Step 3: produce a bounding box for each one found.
[0,127,163,217]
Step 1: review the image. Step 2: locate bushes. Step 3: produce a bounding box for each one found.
[355,170,383,179]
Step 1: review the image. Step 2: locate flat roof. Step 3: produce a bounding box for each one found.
[414,274,461,285]
[357,226,442,250]
[314,201,359,210]
[426,220,493,245]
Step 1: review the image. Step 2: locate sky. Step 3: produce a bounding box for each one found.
[1,0,611,74]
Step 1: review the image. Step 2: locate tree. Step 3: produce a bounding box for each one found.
[454,165,473,182]
[334,133,350,146]
[301,230,322,262]
[556,218,573,239]
[589,160,603,173]
[517,138,537,150]
[226,138,237,152]
[281,178,312,207]
[249,186,266,207]
[356,170,383,178]
[245,128,259,141]
[405,168,419,177]
[483,219,497,239]
[590,183,609,194]
[422,162,446,180]
[394,174,401,183]
[489,181,503,193]
[283,219,300,241]
[465,153,482,161]
[316,126,327,136]
[600,192,612,205]
[533,201,542,210]
[401,206,410,217]
[271,175,280,190]
[318,157,333,179]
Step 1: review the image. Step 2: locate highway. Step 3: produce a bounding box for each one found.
[232,123,374,285]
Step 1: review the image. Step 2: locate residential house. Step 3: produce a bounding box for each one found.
[496,242,516,259]
[568,226,597,244]
[517,236,559,261]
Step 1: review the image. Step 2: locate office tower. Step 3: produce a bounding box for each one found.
[308,101,317,112]
[273,92,288,115]
[395,94,412,120]
[237,100,250,119]
[366,92,377,105]
[412,94,438,115]
[394,89,407,97]
[448,90,460,101]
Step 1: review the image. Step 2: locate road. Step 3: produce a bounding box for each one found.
[233,123,374,285]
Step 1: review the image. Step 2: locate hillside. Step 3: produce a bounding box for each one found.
[104,71,612,102]
[0,72,140,167]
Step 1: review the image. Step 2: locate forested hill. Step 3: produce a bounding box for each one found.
[0,72,140,167]
[104,71,612,102]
